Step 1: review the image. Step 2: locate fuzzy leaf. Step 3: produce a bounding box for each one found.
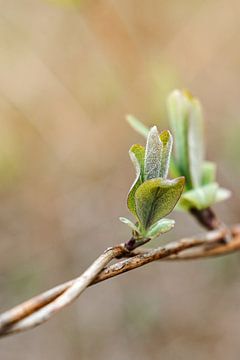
[135,177,185,229]
[146,218,175,239]
[126,114,149,138]
[188,95,204,188]
[215,187,231,203]
[127,145,145,218]
[129,144,145,181]
[170,158,181,178]
[159,130,173,179]
[178,183,218,210]
[201,161,216,185]
[144,126,162,180]
[167,90,191,187]
[119,217,139,233]
[167,90,205,189]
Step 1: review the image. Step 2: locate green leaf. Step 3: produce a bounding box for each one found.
[135,177,185,229]
[144,126,162,180]
[159,130,173,179]
[167,90,205,189]
[215,187,231,203]
[201,161,216,185]
[126,114,149,138]
[129,144,145,181]
[146,218,175,239]
[127,145,145,218]
[167,90,191,187]
[119,217,139,233]
[169,158,181,178]
[188,95,204,188]
[178,183,218,210]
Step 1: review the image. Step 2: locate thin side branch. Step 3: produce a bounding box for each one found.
[0,226,240,337]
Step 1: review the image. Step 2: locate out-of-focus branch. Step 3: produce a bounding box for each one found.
[166,225,240,260]
[190,207,222,230]
[0,225,240,338]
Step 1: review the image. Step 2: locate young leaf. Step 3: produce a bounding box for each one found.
[135,177,185,229]
[215,187,231,203]
[126,115,149,139]
[179,183,218,210]
[146,218,175,239]
[201,161,216,185]
[159,130,173,179]
[119,217,139,233]
[188,95,204,188]
[127,145,145,218]
[170,158,181,178]
[167,90,191,187]
[129,144,145,181]
[144,126,162,181]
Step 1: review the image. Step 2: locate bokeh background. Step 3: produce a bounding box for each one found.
[0,0,240,359]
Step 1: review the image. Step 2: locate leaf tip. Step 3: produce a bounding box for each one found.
[126,114,149,138]
[176,176,186,188]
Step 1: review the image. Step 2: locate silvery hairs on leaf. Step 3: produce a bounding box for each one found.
[144,126,162,180]
[159,130,173,179]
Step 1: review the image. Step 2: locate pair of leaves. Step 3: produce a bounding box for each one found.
[127,127,174,219]
[120,216,175,239]
[122,126,185,239]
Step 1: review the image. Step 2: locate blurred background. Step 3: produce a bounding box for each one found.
[0,0,240,359]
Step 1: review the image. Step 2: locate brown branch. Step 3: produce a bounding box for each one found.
[0,244,128,337]
[0,225,240,337]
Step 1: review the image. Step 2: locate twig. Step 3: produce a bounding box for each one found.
[1,226,240,337]
[0,244,127,336]
[166,226,240,260]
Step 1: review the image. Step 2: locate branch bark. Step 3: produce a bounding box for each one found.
[0,225,239,337]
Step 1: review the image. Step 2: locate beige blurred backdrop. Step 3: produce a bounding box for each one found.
[0,0,240,359]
